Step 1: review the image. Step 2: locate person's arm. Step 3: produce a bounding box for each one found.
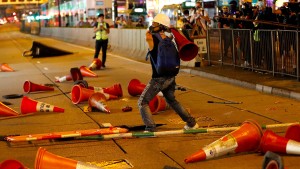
[146,31,154,51]
[93,22,99,33]
[104,23,110,34]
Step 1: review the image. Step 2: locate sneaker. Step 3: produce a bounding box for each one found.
[184,123,199,130]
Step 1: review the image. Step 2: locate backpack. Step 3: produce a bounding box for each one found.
[147,33,180,76]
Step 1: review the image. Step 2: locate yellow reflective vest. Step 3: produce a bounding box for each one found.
[96,22,109,40]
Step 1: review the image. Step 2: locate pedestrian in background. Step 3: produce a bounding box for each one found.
[138,13,199,132]
[93,14,110,68]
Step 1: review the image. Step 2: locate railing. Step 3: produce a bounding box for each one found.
[38,24,300,80]
[206,28,299,80]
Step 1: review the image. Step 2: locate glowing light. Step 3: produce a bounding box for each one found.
[134,8,144,12]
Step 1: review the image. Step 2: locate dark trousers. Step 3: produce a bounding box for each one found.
[94,39,108,66]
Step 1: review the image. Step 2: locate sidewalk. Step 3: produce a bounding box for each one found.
[181,64,300,101]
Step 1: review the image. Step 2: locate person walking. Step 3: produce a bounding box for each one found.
[93,14,110,68]
[138,13,199,132]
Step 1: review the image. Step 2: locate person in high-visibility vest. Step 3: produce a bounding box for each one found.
[93,14,110,68]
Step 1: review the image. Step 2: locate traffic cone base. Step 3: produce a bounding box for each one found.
[21,96,64,114]
[260,129,300,155]
[127,79,146,96]
[184,120,262,163]
[149,96,169,115]
[70,67,83,82]
[23,80,54,93]
[0,102,19,116]
[285,124,300,142]
[71,85,95,104]
[0,159,27,169]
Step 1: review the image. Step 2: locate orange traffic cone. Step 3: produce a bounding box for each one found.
[23,81,54,93]
[285,124,300,142]
[100,92,118,100]
[88,58,102,70]
[0,159,27,169]
[89,83,123,97]
[260,129,300,155]
[0,102,19,116]
[127,79,146,96]
[34,147,103,169]
[79,66,98,77]
[71,85,95,104]
[0,63,14,72]
[21,96,64,114]
[149,95,169,115]
[55,75,72,83]
[184,120,263,163]
[88,93,110,113]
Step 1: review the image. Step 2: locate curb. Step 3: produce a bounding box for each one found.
[181,69,300,101]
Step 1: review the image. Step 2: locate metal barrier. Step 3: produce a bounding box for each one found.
[207,28,299,80]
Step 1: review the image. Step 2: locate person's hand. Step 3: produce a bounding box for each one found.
[145,31,153,41]
[99,25,104,30]
[145,31,154,50]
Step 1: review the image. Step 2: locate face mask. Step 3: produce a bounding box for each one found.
[164,31,172,38]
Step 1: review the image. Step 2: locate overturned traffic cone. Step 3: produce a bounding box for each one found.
[88,93,110,113]
[100,92,118,100]
[285,124,300,142]
[149,95,169,115]
[71,85,95,104]
[0,159,27,169]
[260,129,300,155]
[23,80,54,93]
[0,63,14,72]
[184,120,263,163]
[35,147,103,169]
[21,96,64,114]
[127,79,163,97]
[70,67,83,82]
[79,66,97,77]
[128,79,146,96]
[89,83,123,97]
[55,75,72,83]
[0,102,19,116]
[88,58,102,70]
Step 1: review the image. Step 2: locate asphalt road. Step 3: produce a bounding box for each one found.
[1,23,300,169]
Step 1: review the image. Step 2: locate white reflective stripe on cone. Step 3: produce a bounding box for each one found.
[93,87,104,93]
[36,102,54,112]
[202,134,238,160]
[286,140,300,155]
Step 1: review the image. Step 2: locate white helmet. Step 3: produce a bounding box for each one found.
[152,13,170,27]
